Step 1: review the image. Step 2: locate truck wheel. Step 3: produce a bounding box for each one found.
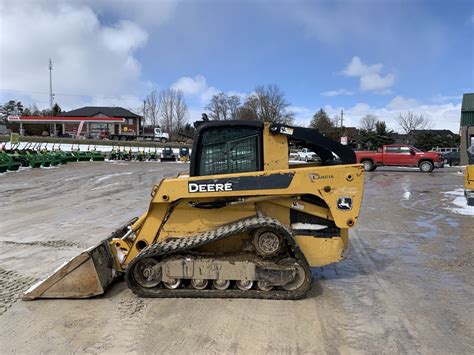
[160,138,168,143]
[362,160,374,172]
[419,161,434,173]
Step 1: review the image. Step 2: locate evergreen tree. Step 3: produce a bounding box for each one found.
[309,109,338,139]
[358,120,394,149]
[52,103,62,116]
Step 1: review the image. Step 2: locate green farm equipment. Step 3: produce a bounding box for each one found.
[160,146,177,161]
[88,146,105,161]
[0,151,21,171]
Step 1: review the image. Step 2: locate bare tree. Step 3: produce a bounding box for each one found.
[206,92,242,120]
[174,90,188,133]
[397,111,432,134]
[206,92,229,120]
[159,89,188,135]
[359,114,377,131]
[144,90,160,133]
[228,95,241,120]
[239,84,294,124]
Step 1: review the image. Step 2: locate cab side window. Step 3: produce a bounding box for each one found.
[198,127,261,176]
[385,147,401,153]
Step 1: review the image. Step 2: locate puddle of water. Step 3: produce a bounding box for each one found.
[414,218,439,238]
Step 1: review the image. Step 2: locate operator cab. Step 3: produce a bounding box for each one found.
[190,119,356,177]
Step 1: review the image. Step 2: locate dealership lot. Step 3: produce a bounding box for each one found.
[0,162,472,354]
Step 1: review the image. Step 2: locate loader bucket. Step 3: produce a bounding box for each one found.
[22,240,116,300]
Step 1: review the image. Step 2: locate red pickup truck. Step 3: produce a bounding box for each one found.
[355,144,444,172]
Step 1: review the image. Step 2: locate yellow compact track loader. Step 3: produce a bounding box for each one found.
[23,120,364,300]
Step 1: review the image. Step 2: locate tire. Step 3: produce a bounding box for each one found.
[419,160,434,173]
[467,197,474,207]
[160,138,168,143]
[362,160,374,172]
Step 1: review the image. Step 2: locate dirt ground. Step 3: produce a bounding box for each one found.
[0,162,473,354]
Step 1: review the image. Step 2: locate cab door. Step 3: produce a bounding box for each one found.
[399,146,418,166]
[383,146,401,165]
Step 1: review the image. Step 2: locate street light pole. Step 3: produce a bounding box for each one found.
[49,58,56,136]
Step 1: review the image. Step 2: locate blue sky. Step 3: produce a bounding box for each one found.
[1,0,473,132]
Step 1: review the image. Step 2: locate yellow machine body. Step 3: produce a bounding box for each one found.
[464,165,474,206]
[465,165,474,190]
[463,126,474,206]
[23,121,364,300]
[111,164,363,270]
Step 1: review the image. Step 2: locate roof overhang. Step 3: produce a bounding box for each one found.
[7,116,126,124]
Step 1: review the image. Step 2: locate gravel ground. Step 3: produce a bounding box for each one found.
[0,162,473,354]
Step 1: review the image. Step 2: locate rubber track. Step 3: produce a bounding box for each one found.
[125,216,312,300]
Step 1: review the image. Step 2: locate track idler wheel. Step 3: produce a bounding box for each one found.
[253,228,282,257]
[278,258,306,291]
[256,280,273,291]
[236,280,253,291]
[133,258,161,288]
[191,279,208,290]
[164,279,181,290]
[213,280,230,290]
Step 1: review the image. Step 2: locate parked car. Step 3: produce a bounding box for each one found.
[430,147,459,154]
[443,151,460,166]
[297,148,318,162]
[355,144,444,172]
[289,148,299,161]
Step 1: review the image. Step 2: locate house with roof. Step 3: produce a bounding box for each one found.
[8,106,142,138]
[460,93,474,165]
[61,106,142,138]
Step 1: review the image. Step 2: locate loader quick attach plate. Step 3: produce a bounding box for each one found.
[22,240,116,300]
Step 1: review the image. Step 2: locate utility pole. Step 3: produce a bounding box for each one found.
[340,109,347,144]
[49,58,56,135]
[143,100,146,137]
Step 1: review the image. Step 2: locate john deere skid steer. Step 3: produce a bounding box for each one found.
[23,120,364,300]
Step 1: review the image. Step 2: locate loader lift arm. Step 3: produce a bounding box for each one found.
[269,124,356,165]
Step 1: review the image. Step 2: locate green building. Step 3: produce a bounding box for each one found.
[460,93,474,165]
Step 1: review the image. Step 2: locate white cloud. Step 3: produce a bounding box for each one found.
[320,89,353,97]
[342,56,395,93]
[0,0,176,111]
[290,99,461,133]
[431,94,463,103]
[85,0,179,28]
[171,75,219,103]
[387,96,418,110]
[226,90,249,101]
